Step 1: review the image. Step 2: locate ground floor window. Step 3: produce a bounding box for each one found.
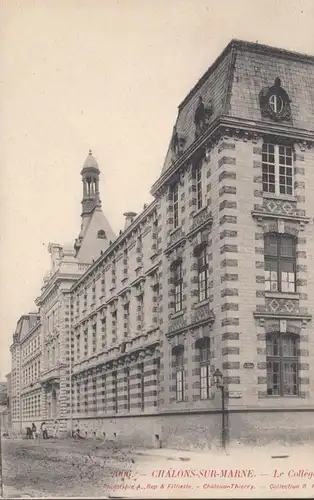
[266,333,299,396]
[173,346,184,402]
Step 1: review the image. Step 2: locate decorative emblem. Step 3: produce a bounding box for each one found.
[259,78,292,122]
[194,96,213,138]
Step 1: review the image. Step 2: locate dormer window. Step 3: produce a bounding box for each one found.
[259,78,292,122]
[97,230,106,239]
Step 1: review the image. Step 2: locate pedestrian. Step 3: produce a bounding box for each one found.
[41,421,48,439]
[31,422,37,439]
[53,419,59,439]
[74,428,83,440]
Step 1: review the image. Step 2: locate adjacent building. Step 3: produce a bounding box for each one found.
[10,40,314,448]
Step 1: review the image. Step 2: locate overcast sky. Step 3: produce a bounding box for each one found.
[0,0,313,378]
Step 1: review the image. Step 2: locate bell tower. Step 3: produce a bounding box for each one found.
[74,150,116,261]
[81,149,101,214]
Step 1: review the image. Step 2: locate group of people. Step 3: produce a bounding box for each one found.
[26,420,59,440]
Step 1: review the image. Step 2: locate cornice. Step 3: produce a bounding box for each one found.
[221,116,314,143]
[151,116,314,197]
[151,118,221,196]
[253,312,312,321]
[35,273,80,306]
[251,211,310,226]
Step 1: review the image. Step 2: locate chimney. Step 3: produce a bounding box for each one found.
[123,212,137,230]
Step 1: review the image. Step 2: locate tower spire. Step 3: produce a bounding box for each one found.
[80,149,101,215]
[74,149,116,260]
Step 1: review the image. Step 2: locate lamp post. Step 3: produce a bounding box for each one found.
[213,368,227,450]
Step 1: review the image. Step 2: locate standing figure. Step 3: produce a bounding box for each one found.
[53,419,59,439]
[41,421,48,439]
[31,422,37,439]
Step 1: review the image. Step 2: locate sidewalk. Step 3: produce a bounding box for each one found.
[2,485,33,498]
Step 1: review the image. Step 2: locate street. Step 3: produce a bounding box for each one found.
[2,437,143,498]
[2,438,314,498]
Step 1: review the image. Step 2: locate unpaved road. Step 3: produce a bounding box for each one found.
[2,438,314,499]
[2,438,144,497]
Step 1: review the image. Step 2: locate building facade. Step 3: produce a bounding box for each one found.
[10,40,314,448]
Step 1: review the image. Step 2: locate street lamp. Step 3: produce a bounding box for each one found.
[212,368,227,450]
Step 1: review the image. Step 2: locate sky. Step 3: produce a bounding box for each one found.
[0,0,313,378]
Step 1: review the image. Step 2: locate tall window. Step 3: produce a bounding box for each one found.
[193,160,203,210]
[76,381,81,413]
[198,338,211,399]
[262,143,293,195]
[125,368,130,412]
[101,318,107,350]
[123,249,128,277]
[171,184,179,228]
[92,324,97,353]
[152,218,159,255]
[111,310,117,343]
[101,373,107,413]
[173,260,183,312]
[92,377,97,412]
[266,334,299,396]
[174,347,184,402]
[137,294,144,331]
[124,303,130,338]
[264,234,296,292]
[156,358,161,407]
[84,329,88,357]
[152,273,160,325]
[196,246,208,302]
[84,379,88,413]
[139,362,145,411]
[112,371,117,413]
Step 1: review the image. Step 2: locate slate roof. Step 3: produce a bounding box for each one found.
[160,39,314,175]
[14,314,40,342]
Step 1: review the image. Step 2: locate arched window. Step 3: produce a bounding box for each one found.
[264,234,296,292]
[266,333,299,396]
[173,346,184,402]
[172,260,183,312]
[197,338,211,400]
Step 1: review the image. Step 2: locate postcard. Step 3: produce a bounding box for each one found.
[0,0,313,498]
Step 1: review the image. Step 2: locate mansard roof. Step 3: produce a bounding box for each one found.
[160,39,314,176]
[13,313,40,344]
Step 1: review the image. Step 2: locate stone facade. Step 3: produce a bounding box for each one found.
[9,40,314,448]
[10,313,40,433]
